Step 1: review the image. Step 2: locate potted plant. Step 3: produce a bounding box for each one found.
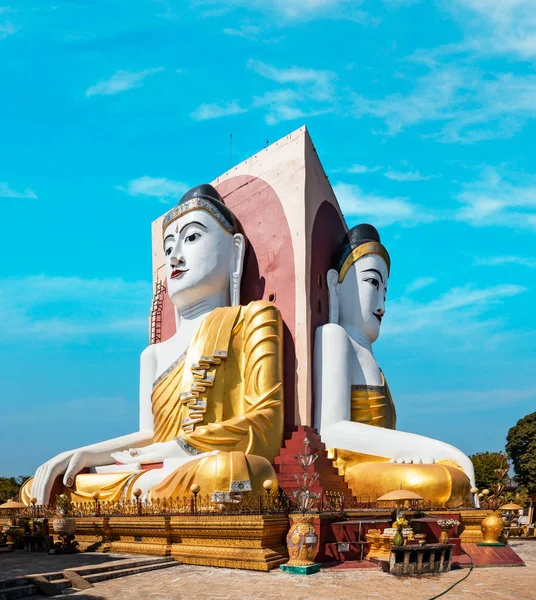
[436,518,460,544]
[392,517,409,546]
[53,494,76,536]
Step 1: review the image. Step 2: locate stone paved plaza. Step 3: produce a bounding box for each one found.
[19,541,533,600]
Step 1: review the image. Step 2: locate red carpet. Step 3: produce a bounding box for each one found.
[454,543,525,568]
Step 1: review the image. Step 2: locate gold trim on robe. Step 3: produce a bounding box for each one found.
[350,373,396,430]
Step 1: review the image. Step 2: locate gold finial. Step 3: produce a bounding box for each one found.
[190,483,201,494]
[263,479,274,491]
[133,488,142,498]
[482,489,490,496]
[30,497,37,506]
[91,492,100,501]
[470,487,479,494]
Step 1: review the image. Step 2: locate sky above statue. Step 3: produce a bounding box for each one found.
[1,0,535,476]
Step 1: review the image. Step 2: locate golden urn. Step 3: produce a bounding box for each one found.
[286,514,318,566]
[480,512,505,545]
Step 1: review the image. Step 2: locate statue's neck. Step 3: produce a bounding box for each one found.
[339,321,373,353]
[175,290,229,327]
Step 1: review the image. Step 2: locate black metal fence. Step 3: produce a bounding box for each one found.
[15,491,472,519]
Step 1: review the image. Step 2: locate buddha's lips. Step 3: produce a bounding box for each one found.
[171,269,188,279]
[374,313,382,323]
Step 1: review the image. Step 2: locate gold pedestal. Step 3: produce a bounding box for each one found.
[45,514,288,570]
[170,515,289,571]
[365,530,382,559]
[109,516,172,556]
[66,517,110,553]
[458,510,494,543]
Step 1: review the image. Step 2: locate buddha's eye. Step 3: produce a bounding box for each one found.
[165,247,172,256]
[185,232,201,243]
[364,277,379,290]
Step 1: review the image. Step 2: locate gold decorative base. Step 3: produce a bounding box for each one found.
[67,517,111,553]
[45,514,289,571]
[170,515,289,571]
[108,516,172,556]
[457,510,494,543]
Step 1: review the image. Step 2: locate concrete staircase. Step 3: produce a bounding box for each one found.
[0,557,178,599]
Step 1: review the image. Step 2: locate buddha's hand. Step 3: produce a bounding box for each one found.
[389,457,436,464]
[32,450,77,505]
[111,441,188,465]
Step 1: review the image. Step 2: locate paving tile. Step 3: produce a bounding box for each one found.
[13,541,535,600]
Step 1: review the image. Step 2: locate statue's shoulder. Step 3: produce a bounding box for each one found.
[315,323,349,345]
[141,343,157,359]
[243,299,282,320]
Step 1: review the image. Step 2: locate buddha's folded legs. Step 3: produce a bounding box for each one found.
[341,460,471,508]
[20,452,278,505]
[151,452,278,501]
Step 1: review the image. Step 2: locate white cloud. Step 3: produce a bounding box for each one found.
[248,59,336,124]
[450,0,536,60]
[333,182,436,227]
[223,25,261,40]
[349,164,382,174]
[404,276,437,294]
[0,182,37,199]
[252,89,330,125]
[0,275,151,342]
[198,0,361,22]
[474,256,536,269]
[85,67,164,97]
[332,164,383,174]
[248,59,336,101]
[456,167,536,230]
[190,101,246,121]
[117,176,188,201]
[383,283,526,337]
[0,20,17,39]
[384,170,439,182]
[353,66,463,136]
[353,66,536,143]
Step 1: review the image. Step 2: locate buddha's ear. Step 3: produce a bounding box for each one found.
[327,269,340,324]
[230,233,245,306]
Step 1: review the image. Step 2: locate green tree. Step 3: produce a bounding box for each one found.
[506,412,536,494]
[0,476,29,503]
[469,451,509,490]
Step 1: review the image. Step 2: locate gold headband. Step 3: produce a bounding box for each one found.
[162,198,234,239]
[338,241,391,283]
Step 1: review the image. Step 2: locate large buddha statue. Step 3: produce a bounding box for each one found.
[23,184,283,505]
[314,224,474,507]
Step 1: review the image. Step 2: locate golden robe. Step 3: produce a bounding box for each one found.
[21,300,284,504]
[329,375,471,508]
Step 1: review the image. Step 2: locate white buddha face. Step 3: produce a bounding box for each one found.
[163,209,240,307]
[339,253,389,343]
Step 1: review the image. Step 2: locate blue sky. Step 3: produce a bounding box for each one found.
[1,0,535,477]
